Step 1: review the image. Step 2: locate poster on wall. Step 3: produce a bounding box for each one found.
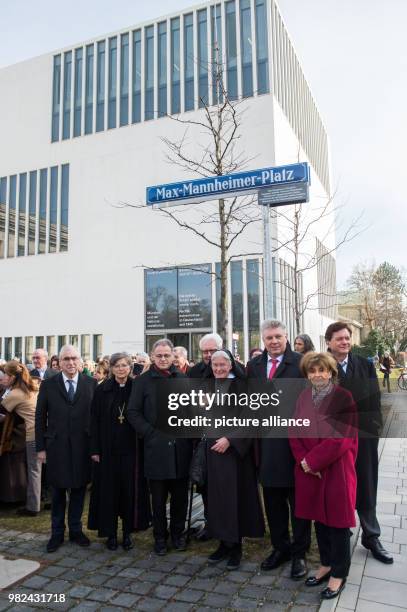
[145,269,178,329]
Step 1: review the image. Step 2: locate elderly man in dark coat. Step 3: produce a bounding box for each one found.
[325,321,393,564]
[247,319,311,580]
[127,339,193,556]
[36,344,97,553]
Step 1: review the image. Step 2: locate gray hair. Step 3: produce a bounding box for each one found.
[199,333,223,350]
[136,351,149,360]
[109,352,133,370]
[174,346,188,358]
[59,344,81,360]
[211,350,232,362]
[33,348,49,359]
[261,319,287,334]
[152,339,174,353]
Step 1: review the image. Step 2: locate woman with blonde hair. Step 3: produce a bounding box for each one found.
[1,361,41,516]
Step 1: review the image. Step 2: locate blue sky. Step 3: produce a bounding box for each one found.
[1,0,405,288]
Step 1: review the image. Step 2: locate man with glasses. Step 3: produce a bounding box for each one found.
[127,339,192,555]
[188,333,223,378]
[36,345,97,553]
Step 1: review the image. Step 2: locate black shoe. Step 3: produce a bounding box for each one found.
[16,508,39,517]
[195,525,211,542]
[47,535,64,553]
[43,502,52,511]
[154,540,167,556]
[320,578,346,600]
[291,557,307,580]
[172,535,187,551]
[106,536,118,551]
[226,546,242,571]
[261,549,291,571]
[305,571,331,587]
[208,543,230,564]
[362,537,394,564]
[69,532,90,547]
[122,534,133,551]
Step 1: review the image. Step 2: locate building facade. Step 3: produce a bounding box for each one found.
[0,0,336,363]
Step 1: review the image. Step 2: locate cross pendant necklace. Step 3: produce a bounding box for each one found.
[118,403,126,424]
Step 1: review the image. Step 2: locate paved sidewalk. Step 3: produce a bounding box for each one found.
[333,391,407,612]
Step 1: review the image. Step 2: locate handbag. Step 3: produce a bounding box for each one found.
[189,438,207,487]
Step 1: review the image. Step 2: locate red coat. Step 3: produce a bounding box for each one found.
[289,385,358,528]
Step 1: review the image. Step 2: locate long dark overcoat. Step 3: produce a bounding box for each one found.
[246,344,304,487]
[127,366,193,480]
[337,352,382,511]
[87,378,151,536]
[35,372,96,488]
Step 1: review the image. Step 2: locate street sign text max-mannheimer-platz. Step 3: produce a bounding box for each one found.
[146,162,310,207]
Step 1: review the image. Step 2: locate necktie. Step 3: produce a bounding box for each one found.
[268,358,279,380]
[67,379,75,402]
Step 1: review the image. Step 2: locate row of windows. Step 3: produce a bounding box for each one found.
[316,238,337,319]
[0,165,69,258]
[0,334,103,364]
[51,0,269,141]
[276,257,304,344]
[271,3,330,194]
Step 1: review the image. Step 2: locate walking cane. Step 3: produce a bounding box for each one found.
[186,479,194,544]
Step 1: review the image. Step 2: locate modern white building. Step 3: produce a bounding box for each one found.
[0,0,336,363]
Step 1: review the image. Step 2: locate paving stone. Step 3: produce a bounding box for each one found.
[143,570,167,583]
[37,564,66,578]
[44,596,75,611]
[133,559,156,569]
[229,597,259,609]
[70,604,100,612]
[249,573,275,586]
[223,570,251,583]
[99,564,123,576]
[202,593,231,608]
[212,581,239,595]
[83,573,109,587]
[294,589,321,605]
[195,566,224,578]
[239,561,259,572]
[77,560,103,572]
[174,589,205,603]
[55,556,84,568]
[164,574,191,587]
[239,585,268,599]
[165,553,188,563]
[136,598,165,611]
[153,585,179,600]
[184,555,207,565]
[59,568,87,581]
[290,606,319,612]
[360,575,407,608]
[68,585,93,598]
[153,560,178,572]
[126,581,153,596]
[394,527,407,544]
[87,588,118,602]
[21,575,50,589]
[164,604,193,612]
[104,576,132,590]
[174,564,199,577]
[188,578,217,592]
[265,588,295,603]
[117,567,145,578]
[45,579,71,594]
[110,593,140,608]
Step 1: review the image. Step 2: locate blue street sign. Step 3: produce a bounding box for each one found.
[146,162,310,207]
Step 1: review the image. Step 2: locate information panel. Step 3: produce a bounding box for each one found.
[145,269,178,329]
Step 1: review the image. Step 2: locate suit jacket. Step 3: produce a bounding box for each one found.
[35,372,97,488]
[30,368,58,380]
[247,343,304,487]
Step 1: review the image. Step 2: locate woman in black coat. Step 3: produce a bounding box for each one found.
[206,350,264,570]
[88,352,151,550]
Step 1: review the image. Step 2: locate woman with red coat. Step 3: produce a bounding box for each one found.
[289,352,358,601]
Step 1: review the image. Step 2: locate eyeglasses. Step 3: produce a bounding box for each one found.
[202,349,217,355]
[155,354,172,360]
[62,357,78,362]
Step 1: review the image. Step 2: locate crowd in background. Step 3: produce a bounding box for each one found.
[0,321,395,602]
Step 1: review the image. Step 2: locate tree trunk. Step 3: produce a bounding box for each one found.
[219,198,228,345]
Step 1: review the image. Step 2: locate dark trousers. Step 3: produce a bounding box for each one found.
[359,507,381,541]
[109,453,136,536]
[149,478,189,541]
[263,486,311,557]
[315,521,351,578]
[51,486,87,537]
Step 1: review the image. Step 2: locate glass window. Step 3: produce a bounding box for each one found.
[198,9,208,107]
[211,4,223,104]
[108,37,117,129]
[58,335,67,351]
[171,18,180,114]
[17,173,27,257]
[28,171,37,255]
[184,14,194,111]
[225,1,238,100]
[247,259,260,350]
[158,22,167,117]
[231,260,244,357]
[25,336,34,364]
[0,176,6,258]
[51,55,61,142]
[120,33,129,126]
[49,166,58,253]
[255,0,269,94]
[62,51,72,140]
[47,336,56,357]
[81,334,90,361]
[93,334,103,360]
[96,40,106,132]
[14,337,22,361]
[38,168,47,254]
[35,336,44,349]
[240,0,253,97]
[7,175,17,258]
[69,335,79,348]
[60,164,69,252]
[132,30,142,123]
[5,337,12,361]
[73,48,83,137]
[85,44,94,134]
[144,26,154,120]
[215,262,223,335]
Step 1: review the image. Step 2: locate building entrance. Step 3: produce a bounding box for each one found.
[145,331,208,362]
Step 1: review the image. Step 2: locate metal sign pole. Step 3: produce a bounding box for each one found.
[262,204,274,319]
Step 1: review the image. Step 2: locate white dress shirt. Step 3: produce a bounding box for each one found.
[62,372,79,394]
[266,354,283,377]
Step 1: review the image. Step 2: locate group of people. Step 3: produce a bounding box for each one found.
[0,319,392,602]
